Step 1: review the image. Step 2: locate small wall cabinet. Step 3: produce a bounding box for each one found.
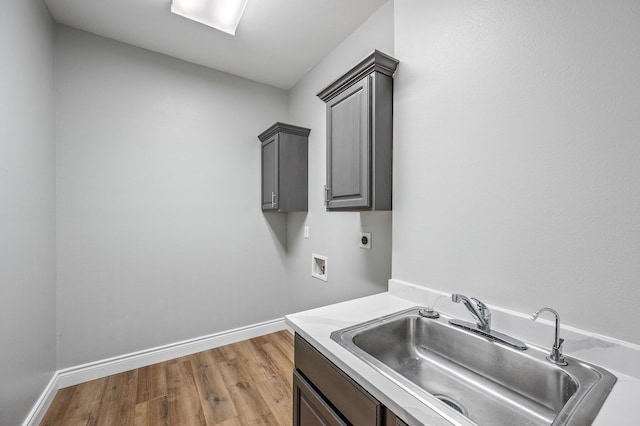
[293,333,408,426]
[258,122,310,212]
[317,50,399,211]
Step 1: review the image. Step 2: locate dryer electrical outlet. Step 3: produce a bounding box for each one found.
[359,232,372,249]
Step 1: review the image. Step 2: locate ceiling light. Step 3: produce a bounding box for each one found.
[171,0,249,35]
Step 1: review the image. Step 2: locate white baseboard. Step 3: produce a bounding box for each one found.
[23,318,287,426]
[23,371,60,426]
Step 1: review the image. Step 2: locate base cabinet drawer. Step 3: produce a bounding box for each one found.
[293,369,347,426]
[294,334,406,426]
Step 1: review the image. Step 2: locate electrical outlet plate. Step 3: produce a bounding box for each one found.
[359,232,372,249]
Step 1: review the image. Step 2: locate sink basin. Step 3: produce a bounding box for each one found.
[331,307,617,426]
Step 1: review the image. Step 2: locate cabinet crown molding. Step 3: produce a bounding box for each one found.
[258,122,311,142]
[316,50,399,103]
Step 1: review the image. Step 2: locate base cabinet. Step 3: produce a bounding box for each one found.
[293,334,407,426]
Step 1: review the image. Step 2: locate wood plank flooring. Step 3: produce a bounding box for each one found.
[41,330,294,426]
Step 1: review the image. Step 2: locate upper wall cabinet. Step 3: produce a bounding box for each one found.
[258,122,311,212]
[317,50,399,211]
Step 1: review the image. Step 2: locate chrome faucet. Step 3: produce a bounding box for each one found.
[449,293,527,350]
[451,294,492,331]
[532,307,568,366]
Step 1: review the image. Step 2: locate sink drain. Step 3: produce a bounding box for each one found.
[434,394,467,416]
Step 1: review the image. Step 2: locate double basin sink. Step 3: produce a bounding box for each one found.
[330,307,616,425]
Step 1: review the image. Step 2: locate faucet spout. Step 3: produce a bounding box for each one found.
[451,294,491,332]
[532,307,568,366]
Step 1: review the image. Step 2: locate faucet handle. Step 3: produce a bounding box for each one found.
[471,297,487,311]
[551,338,567,365]
[471,298,491,320]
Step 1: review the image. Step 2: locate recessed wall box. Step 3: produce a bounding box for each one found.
[311,253,328,282]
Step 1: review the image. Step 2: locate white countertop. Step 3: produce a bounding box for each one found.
[285,282,640,426]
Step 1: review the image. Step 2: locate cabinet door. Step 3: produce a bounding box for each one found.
[384,407,409,426]
[326,77,370,210]
[261,135,278,210]
[293,370,347,426]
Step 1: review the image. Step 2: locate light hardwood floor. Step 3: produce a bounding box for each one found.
[41,330,294,425]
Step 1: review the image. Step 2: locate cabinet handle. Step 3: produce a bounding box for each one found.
[271,191,277,208]
[324,185,330,205]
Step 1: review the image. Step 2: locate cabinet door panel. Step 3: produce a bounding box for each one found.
[261,135,278,210]
[326,77,370,209]
[293,370,347,426]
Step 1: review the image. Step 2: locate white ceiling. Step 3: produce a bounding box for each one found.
[43,0,388,90]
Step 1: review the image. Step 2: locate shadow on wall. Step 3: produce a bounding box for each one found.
[263,212,288,252]
[287,211,307,241]
[359,211,393,284]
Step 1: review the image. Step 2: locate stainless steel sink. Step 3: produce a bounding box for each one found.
[330,307,617,426]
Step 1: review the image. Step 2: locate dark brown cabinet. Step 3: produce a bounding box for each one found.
[258,123,310,212]
[293,334,406,426]
[294,370,347,426]
[317,50,398,211]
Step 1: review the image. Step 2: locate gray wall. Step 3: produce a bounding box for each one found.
[54,2,396,367]
[13,0,640,420]
[285,1,394,313]
[393,0,640,343]
[55,27,290,368]
[0,1,57,424]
